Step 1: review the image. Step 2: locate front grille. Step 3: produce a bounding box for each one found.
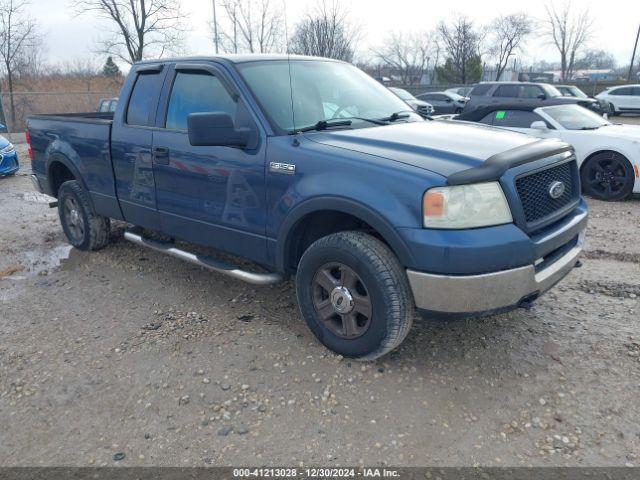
[516,161,576,224]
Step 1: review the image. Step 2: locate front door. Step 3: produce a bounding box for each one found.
[151,64,268,264]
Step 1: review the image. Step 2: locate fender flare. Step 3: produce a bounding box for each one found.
[275,196,415,271]
[46,153,92,206]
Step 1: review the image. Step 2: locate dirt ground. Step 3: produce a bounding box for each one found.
[1,127,639,467]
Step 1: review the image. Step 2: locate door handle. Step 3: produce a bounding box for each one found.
[153,147,170,165]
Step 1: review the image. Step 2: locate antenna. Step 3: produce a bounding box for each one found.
[212,0,219,54]
[283,0,297,133]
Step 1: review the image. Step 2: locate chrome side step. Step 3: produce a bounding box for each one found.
[123,231,283,286]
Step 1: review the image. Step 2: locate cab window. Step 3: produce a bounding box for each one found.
[127,71,164,126]
[165,72,237,131]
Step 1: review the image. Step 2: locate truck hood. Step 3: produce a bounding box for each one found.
[307,120,552,178]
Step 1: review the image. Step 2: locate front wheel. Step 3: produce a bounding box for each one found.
[295,231,414,360]
[58,180,111,250]
[581,152,635,201]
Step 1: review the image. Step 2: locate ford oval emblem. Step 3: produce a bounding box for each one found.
[549,181,566,199]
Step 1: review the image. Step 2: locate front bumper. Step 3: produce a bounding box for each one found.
[0,151,19,175]
[407,229,585,316]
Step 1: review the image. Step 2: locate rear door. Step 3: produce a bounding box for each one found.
[111,64,167,230]
[151,62,269,264]
[609,86,635,111]
[423,94,453,113]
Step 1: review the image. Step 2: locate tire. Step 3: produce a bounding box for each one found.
[58,180,111,250]
[581,152,635,201]
[296,231,414,360]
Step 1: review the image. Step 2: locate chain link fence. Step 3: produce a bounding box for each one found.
[0,91,119,137]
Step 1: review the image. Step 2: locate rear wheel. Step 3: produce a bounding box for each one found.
[581,152,634,201]
[58,180,111,250]
[296,231,414,360]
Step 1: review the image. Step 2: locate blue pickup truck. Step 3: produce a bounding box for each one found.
[27,55,588,359]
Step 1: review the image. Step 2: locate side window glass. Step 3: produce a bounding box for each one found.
[610,87,631,96]
[494,85,520,97]
[479,112,495,125]
[166,72,237,131]
[470,84,491,96]
[493,110,542,128]
[127,71,163,126]
[519,86,543,99]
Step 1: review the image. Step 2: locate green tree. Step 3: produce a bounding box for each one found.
[102,56,121,77]
[436,55,482,84]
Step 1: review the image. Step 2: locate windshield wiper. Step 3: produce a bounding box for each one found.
[579,126,600,130]
[378,111,412,123]
[296,119,353,133]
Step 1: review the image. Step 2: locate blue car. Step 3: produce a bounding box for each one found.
[0,125,18,176]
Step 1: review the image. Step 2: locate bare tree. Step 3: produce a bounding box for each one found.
[544,1,594,81]
[489,13,533,81]
[372,32,435,85]
[289,1,359,62]
[0,0,40,128]
[437,16,482,84]
[215,0,283,54]
[575,49,616,70]
[73,0,187,64]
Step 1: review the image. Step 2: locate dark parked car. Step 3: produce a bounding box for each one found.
[465,82,602,115]
[388,87,434,117]
[416,91,467,114]
[557,85,613,116]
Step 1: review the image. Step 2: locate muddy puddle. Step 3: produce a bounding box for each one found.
[2,244,75,280]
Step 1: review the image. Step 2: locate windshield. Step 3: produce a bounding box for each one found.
[390,87,414,101]
[567,86,588,98]
[237,60,420,134]
[542,104,610,130]
[542,84,563,98]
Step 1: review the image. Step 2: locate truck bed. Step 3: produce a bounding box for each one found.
[27,112,118,219]
[28,111,114,124]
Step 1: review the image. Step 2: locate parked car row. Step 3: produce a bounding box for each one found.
[436,102,640,201]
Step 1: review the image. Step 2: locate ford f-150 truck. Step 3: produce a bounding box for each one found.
[27,55,588,360]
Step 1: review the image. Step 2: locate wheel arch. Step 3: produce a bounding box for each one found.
[46,153,90,199]
[276,197,415,273]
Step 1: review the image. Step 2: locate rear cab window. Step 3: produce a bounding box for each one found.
[126,69,165,126]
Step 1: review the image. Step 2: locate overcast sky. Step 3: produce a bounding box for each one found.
[29,0,639,70]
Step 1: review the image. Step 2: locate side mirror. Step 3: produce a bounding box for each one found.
[188,112,250,148]
[445,98,453,103]
[537,93,547,100]
[530,121,548,131]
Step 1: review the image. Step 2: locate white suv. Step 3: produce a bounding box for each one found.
[596,85,640,115]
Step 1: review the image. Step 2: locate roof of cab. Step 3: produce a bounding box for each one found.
[135,54,343,65]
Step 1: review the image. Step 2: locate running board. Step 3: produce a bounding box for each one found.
[123,231,283,286]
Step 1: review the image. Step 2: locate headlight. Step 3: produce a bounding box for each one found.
[423,182,512,229]
[0,143,14,154]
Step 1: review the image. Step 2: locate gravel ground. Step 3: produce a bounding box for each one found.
[1,136,639,468]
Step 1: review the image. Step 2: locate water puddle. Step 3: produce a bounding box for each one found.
[3,245,74,280]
